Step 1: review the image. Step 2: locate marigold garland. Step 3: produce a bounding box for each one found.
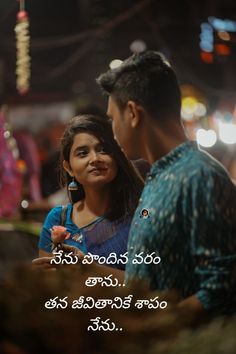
[15,1,30,94]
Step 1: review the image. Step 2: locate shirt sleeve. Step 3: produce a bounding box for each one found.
[185,169,236,315]
[38,206,62,252]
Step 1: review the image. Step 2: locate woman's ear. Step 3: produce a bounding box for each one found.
[63,160,73,177]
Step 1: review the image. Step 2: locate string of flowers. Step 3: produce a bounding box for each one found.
[15,0,31,94]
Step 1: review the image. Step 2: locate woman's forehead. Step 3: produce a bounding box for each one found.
[72,132,101,146]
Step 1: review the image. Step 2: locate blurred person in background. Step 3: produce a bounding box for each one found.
[13,129,42,202]
[0,111,22,218]
[96,50,236,319]
[38,121,66,198]
[37,114,144,269]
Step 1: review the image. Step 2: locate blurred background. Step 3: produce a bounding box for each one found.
[0,0,236,269]
[0,4,236,352]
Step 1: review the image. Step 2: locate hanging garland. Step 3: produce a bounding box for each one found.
[15,0,31,94]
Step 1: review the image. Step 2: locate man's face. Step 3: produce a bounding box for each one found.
[107,96,140,159]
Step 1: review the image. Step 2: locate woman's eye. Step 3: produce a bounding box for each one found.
[77,151,87,157]
[98,147,108,154]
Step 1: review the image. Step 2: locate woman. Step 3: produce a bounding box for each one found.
[38,114,144,269]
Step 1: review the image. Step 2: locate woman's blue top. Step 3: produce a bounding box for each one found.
[38,203,131,270]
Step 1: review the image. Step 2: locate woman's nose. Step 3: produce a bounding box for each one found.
[89,151,102,163]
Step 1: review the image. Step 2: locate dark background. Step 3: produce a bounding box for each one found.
[0,0,236,107]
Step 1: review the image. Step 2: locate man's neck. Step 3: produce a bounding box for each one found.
[142,118,187,164]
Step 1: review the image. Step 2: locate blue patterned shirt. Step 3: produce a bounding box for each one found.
[125,141,236,314]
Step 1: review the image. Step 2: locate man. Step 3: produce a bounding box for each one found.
[96,50,236,317]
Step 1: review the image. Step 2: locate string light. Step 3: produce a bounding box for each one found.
[15,0,31,94]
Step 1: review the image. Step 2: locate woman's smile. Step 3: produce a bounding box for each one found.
[64,132,118,187]
[88,167,108,174]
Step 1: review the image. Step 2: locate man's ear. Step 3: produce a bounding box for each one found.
[126,100,144,128]
[63,160,73,177]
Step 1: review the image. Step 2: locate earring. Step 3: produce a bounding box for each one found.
[68,177,78,191]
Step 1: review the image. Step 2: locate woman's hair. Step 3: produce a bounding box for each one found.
[60,114,144,220]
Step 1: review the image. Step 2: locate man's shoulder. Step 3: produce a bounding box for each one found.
[176,146,229,181]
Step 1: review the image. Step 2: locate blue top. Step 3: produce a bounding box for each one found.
[125,141,236,314]
[38,203,131,270]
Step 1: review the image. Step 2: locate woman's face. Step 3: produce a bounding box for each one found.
[63,132,118,188]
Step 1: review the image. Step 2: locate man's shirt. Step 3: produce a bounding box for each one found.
[125,141,236,314]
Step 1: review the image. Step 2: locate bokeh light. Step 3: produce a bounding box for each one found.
[217,31,231,41]
[196,129,217,147]
[181,97,207,121]
[130,39,147,53]
[219,122,236,144]
[21,200,29,209]
[109,59,123,69]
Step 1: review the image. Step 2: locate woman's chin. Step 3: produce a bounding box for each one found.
[86,175,115,187]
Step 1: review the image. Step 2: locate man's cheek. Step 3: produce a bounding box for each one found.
[112,123,120,143]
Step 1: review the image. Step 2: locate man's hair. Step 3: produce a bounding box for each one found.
[96,50,181,121]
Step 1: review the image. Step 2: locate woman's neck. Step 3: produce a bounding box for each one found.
[76,185,112,217]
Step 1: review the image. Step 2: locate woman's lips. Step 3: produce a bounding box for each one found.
[89,167,107,173]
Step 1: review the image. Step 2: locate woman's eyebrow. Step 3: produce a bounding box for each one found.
[72,142,103,153]
[72,145,88,154]
[75,145,88,149]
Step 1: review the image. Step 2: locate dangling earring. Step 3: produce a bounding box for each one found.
[68,177,78,191]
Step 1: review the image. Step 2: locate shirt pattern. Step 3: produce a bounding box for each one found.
[125,141,236,314]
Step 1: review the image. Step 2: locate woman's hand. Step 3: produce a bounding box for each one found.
[60,244,85,261]
[32,256,56,271]
[32,244,85,271]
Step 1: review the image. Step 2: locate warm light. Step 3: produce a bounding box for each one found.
[201,51,213,63]
[219,122,236,144]
[215,44,231,55]
[196,129,217,147]
[109,59,123,69]
[217,31,230,41]
[181,97,206,121]
[182,97,198,114]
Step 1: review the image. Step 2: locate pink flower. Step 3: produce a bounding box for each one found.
[50,225,70,244]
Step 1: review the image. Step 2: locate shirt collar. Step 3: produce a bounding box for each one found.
[147,140,197,177]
